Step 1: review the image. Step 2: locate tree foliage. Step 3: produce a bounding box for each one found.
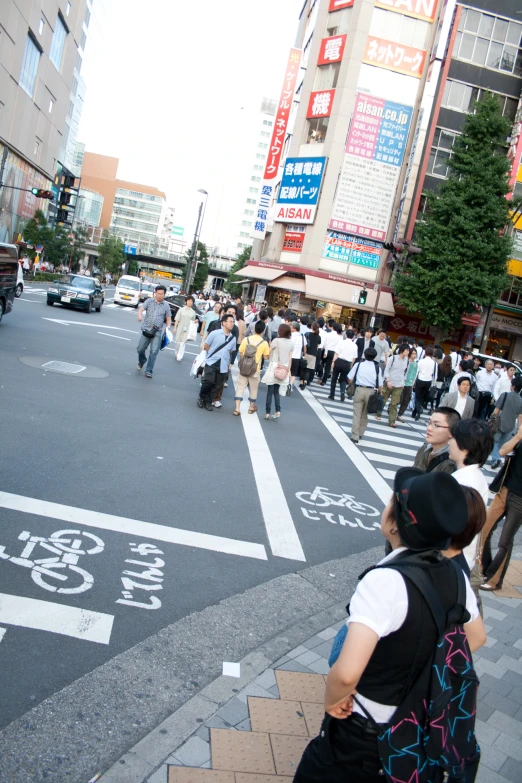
[394,94,513,336]
[225,245,252,298]
[185,241,209,291]
[23,209,71,265]
[97,230,125,276]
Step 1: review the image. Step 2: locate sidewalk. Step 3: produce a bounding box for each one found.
[100,552,522,783]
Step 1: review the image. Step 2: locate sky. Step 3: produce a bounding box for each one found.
[78,0,304,256]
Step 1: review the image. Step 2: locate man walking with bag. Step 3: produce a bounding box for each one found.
[347,347,382,444]
[198,314,236,412]
[136,285,171,379]
[234,320,270,416]
[379,343,410,426]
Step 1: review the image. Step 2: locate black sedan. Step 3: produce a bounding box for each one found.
[164,294,205,324]
[47,275,104,313]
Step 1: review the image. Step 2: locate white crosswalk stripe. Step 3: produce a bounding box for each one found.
[306,380,498,488]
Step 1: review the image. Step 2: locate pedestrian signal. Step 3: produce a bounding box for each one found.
[31,188,54,200]
[358,288,368,305]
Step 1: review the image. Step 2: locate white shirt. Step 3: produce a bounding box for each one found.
[453,464,489,568]
[300,324,310,335]
[347,547,479,722]
[323,331,343,353]
[455,393,469,416]
[494,374,512,401]
[416,356,437,382]
[291,331,304,359]
[336,339,357,363]
[475,368,497,394]
[450,351,460,371]
[449,371,472,394]
[416,347,426,361]
[348,359,383,387]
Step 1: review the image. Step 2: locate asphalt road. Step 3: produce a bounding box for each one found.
[0,286,387,731]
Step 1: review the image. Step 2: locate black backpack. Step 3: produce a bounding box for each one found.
[355,556,480,783]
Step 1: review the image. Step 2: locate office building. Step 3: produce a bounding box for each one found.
[0,0,88,243]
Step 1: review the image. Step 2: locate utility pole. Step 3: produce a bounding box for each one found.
[185,201,203,292]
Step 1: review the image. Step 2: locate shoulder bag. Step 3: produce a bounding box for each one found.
[367,362,385,414]
[488,392,507,435]
[489,443,516,494]
[204,334,235,367]
[273,341,289,381]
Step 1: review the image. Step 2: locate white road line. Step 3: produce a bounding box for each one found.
[97,331,131,341]
[0,627,6,643]
[19,298,42,303]
[0,491,268,561]
[378,469,397,480]
[299,388,393,505]
[358,439,419,457]
[42,317,139,334]
[364,452,414,467]
[231,368,305,562]
[0,593,114,644]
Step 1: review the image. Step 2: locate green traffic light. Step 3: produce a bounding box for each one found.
[31,187,39,196]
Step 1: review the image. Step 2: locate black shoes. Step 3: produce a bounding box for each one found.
[340,395,345,402]
[491,460,501,470]
[327,395,335,400]
[205,402,214,412]
[197,398,204,408]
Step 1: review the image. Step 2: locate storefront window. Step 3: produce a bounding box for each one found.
[305,116,329,144]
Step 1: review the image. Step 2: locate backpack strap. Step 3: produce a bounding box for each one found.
[378,561,447,636]
[374,361,380,390]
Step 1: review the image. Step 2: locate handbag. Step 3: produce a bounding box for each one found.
[190,350,207,378]
[346,360,360,399]
[275,364,289,381]
[489,451,513,494]
[187,319,198,342]
[142,327,157,339]
[367,362,384,414]
[488,392,507,435]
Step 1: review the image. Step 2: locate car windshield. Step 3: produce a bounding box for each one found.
[118,278,140,291]
[60,275,94,289]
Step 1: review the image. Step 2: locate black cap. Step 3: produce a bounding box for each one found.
[393,468,468,551]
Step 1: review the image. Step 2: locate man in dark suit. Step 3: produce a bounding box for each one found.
[356,327,375,360]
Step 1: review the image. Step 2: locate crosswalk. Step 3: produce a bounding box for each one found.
[306,379,498,489]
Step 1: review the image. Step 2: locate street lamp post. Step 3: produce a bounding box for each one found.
[186,189,208,292]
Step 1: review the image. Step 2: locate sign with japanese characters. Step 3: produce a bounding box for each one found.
[329,0,354,10]
[329,93,413,241]
[283,225,306,253]
[322,231,382,269]
[375,0,438,22]
[307,90,335,119]
[318,34,347,65]
[252,47,302,241]
[364,36,426,78]
[274,157,327,226]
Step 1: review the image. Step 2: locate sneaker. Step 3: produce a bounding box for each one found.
[351,437,359,444]
[327,396,335,400]
[340,395,345,402]
[224,382,228,388]
[197,398,204,408]
[491,460,501,470]
[205,402,214,411]
[213,401,222,408]
[137,364,143,370]
[145,372,152,378]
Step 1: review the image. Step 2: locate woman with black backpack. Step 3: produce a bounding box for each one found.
[293,469,486,783]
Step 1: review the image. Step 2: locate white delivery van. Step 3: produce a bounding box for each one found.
[114,275,141,307]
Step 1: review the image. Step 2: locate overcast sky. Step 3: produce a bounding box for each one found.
[78,0,303,255]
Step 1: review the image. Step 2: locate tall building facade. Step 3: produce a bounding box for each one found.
[0,0,88,242]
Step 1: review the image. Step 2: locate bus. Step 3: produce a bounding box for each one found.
[0,242,19,324]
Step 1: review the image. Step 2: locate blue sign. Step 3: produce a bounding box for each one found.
[124,243,137,255]
[277,157,327,205]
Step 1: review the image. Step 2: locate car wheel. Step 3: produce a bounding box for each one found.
[47,299,54,306]
[15,283,23,298]
[95,299,102,312]
[86,299,92,314]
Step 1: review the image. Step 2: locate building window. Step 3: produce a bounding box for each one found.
[314,62,340,91]
[369,8,430,50]
[305,116,329,144]
[256,153,265,160]
[248,187,259,194]
[253,164,263,171]
[71,76,78,95]
[80,30,87,50]
[66,2,71,16]
[442,79,519,121]
[34,139,40,156]
[242,220,252,227]
[48,98,54,113]
[258,142,268,149]
[75,51,82,73]
[326,7,352,37]
[251,176,261,182]
[246,197,256,204]
[427,128,459,179]
[244,209,254,216]
[84,7,91,28]
[39,18,44,35]
[260,130,271,138]
[50,15,67,70]
[455,9,522,75]
[239,231,250,238]
[19,34,41,97]
[262,120,273,126]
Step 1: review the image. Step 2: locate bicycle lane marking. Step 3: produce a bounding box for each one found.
[298,387,393,506]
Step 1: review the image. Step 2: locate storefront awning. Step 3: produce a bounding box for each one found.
[238,265,285,282]
[268,275,306,293]
[304,276,395,316]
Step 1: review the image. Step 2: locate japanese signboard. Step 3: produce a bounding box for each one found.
[329,0,354,9]
[171,226,184,237]
[375,0,438,22]
[307,90,335,119]
[330,93,413,242]
[274,157,327,226]
[255,285,267,304]
[252,48,302,241]
[364,36,426,78]
[388,314,436,339]
[318,34,347,65]
[289,292,301,309]
[322,231,382,269]
[283,226,306,253]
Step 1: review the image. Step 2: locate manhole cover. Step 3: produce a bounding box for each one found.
[41,361,87,374]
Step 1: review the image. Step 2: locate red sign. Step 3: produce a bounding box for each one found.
[263,48,302,180]
[318,34,347,65]
[306,89,335,119]
[364,36,426,78]
[329,0,354,10]
[283,228,305,253]
[375,0,438,22]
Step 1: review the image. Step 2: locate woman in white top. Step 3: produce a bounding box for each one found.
[262,323,293,420]
[441,377,476,419]
[412,345,437,420]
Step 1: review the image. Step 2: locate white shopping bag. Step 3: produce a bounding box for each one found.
[165,328,173,345]
[187,320,198,342]
[190,350,207,378]
[176,342,186,361]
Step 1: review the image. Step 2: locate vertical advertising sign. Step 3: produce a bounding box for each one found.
[329,0,354,9]
[330,93,413,242]
[252,48,302,241]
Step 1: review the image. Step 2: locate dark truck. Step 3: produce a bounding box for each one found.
[0,242,19,324]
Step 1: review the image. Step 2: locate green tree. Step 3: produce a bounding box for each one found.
[225,245,252,298]
[97,230,125,276]
[185,241,209,292]
[127,258,138,276]
[394,94,512,340]
[69,224,89,272]
[22,209,72,267]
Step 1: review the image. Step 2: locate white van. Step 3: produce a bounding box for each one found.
[114,275,141,307]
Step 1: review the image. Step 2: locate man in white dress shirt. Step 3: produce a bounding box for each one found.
[347,346,383,443]
[475,359,497,419]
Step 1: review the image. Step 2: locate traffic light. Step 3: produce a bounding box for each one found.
[31,188,54,200]
[56,174,78,226]
[358,287,368,305]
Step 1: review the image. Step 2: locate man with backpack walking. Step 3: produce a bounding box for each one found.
[234,320,270,416]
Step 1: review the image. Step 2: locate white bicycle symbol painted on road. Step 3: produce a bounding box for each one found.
[295,487,379,516]
[0,529,105,594]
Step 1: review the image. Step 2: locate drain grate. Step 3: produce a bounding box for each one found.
[41,361,87,374]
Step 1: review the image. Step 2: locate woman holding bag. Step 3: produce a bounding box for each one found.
[174,296,197,361]
[262,324,293,420]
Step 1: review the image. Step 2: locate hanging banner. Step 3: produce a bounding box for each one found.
[329,93,413,242]
[318,34,347,65]
[364,36,426,78]
[252,48,302,241]
[329,0,354,9]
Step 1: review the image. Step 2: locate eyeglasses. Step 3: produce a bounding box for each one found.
[427,419,450,429]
